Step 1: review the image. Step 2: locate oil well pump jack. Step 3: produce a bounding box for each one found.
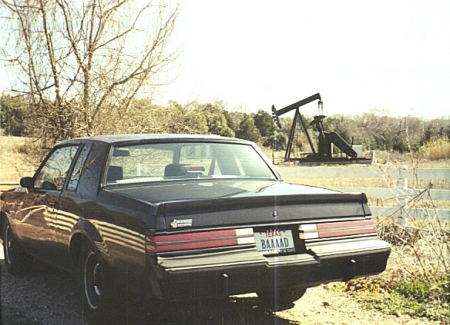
[271,93,371,164]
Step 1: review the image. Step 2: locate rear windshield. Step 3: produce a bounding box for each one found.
[105,142,276,184]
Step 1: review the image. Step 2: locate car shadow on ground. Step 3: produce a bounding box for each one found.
[127,296,297,325]
[1,257,297,325]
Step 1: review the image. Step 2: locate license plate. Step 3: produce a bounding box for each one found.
[254,229,296,254]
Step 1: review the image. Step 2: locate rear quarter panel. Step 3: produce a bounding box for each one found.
[83,190,155,294]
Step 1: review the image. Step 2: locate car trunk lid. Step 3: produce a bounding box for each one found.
[161,191,370,229]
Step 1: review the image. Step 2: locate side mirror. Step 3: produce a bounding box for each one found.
[20,177,34,189]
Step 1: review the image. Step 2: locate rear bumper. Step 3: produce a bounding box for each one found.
[150,238,390,300]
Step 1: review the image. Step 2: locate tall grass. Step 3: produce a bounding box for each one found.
[420,137,450,161]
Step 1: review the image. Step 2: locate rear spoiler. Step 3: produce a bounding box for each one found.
[157,192,371,230]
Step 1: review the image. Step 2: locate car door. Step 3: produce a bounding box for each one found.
[53,143,93,270]
[14,145,79,263]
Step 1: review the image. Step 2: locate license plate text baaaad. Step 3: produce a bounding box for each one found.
[254,229,296,254]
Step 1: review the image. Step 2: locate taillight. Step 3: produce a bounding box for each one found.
[299,220,377,240]
[146,228,255,253]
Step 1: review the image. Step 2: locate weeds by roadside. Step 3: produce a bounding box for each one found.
[356,289,448,322]
[344,260,449,322]
[360,158,449,323]
[420,137,450,161]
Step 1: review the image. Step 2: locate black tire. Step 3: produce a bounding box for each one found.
[2,219,33,274]
[80,241,119,325]
[258,287,307,311]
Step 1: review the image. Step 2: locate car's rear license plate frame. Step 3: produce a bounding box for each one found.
[254,229,296,255]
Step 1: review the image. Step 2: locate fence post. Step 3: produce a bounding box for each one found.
[397,165,409,226]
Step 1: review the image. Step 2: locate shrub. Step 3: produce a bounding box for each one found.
[420,137,450,160]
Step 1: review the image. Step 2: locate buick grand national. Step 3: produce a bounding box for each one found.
[0,134,390,323]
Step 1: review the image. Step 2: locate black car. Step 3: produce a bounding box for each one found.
[1,134,390,323]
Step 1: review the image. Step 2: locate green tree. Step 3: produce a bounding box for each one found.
[236,114,261,142]
[423,118,450,144]
[253,110,275,138]
[0,94,29,136]
[222,110,238,134]
[207,113,235,137]
[192,100,235,137]
[167,101,209,134]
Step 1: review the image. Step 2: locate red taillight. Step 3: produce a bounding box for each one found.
[299,220,377,240]
[146,228,255,253]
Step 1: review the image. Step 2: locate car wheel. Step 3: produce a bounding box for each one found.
[2,219,33,274]
[80,241,117,324]
[258,287,307,311]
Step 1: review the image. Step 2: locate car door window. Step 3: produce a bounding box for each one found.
[34,146,79,190]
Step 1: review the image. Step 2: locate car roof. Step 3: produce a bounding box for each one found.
[57,134,252,146]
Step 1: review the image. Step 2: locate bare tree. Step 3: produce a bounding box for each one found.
[1,0,179,147]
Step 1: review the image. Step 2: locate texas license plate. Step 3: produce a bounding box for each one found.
[254,229,296,254]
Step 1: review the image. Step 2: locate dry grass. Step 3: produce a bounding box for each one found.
[369,197,450,210]
[0,136,38,194]
[420,137,450,161]
[373,149,449,168]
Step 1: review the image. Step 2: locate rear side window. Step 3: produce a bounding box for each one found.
[77,142,108,198]
[67,144,92,191]
[106,142,275,184]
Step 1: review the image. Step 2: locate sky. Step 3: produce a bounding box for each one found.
[158,0,450,119]
[1,0,449,119]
